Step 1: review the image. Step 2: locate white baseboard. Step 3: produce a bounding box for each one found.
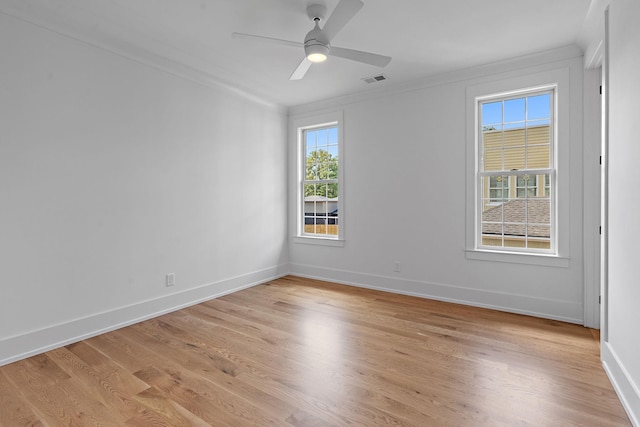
[0,264,289,367]
[289,263,583,324]
[602,342,640,426]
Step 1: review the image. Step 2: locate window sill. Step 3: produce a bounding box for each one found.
[293,236,345,247]
[465,249,569,268]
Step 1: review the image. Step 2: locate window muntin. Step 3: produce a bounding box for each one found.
[301,125,339,238]
[478,88,555,252]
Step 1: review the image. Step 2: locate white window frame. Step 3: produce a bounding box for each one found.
[292,111,344,246]
[477,87,556,254]
[465,70,570,267]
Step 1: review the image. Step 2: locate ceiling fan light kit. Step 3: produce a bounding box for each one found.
[232,0,391,80]
[306,45,329,63]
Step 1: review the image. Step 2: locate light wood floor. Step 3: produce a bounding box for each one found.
[0,276,631,426]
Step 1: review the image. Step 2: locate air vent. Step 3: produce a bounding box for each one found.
[362,74,387,84]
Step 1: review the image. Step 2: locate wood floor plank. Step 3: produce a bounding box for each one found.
[1,359,124,426]
[127,386,211,427]
[0,276,631,426]
[45,345,150,422]
[0,371,44,427]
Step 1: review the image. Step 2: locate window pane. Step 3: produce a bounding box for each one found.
[318,156,331,179]
[528,125,550,145]
[482,216,503,231]
[503,128,526,147]
[527,94,551,120]
[503,148,526,170]
[481,202,503,245]
[482,101,502,127]
[329,160,339,180]
[305,158,318,180]
[483,148,503,171]
[483,129,502,149]
[528,226,551,249]
[315,128,328,145]
[306,182,331,199]
[526,144,550,169]
[328,127,338,144]
[516,175,536,198]
[482,235,504,247]
[306,144,316,157]
[503,238,526,248]
[307,149,338,180]
[304,183,317,201]
[527,198,551,227]
[327,183,338,199]
[319,183,330,198]
[306,131,317,150]
[484,175,509,203]
[504,224,527,239]
[505,199,527,225]
[504,98,525,123]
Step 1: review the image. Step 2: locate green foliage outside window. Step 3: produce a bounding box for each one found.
[305,149,338,199]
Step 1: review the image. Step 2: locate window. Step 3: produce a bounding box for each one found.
[302,126,339,237]
[477,87,555,252]
[293,111,343,244]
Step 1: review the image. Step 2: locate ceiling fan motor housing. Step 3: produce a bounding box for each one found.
[304,21,330,62]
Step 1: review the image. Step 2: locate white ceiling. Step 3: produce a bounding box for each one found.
[1,0,593,107]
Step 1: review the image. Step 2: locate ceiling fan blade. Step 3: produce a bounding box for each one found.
[321,0,364,42]
[330,46,391,67]
[232,32,302,49]
[289,58,312,80]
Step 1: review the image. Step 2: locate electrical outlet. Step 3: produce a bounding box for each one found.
[166,273,175,287]
[394,262,401,273]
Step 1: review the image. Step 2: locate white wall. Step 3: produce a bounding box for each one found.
[289,48,587,324]
[0,14,288,365]
[603,0,640,424]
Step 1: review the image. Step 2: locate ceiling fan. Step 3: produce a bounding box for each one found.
[232,0,391,80]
